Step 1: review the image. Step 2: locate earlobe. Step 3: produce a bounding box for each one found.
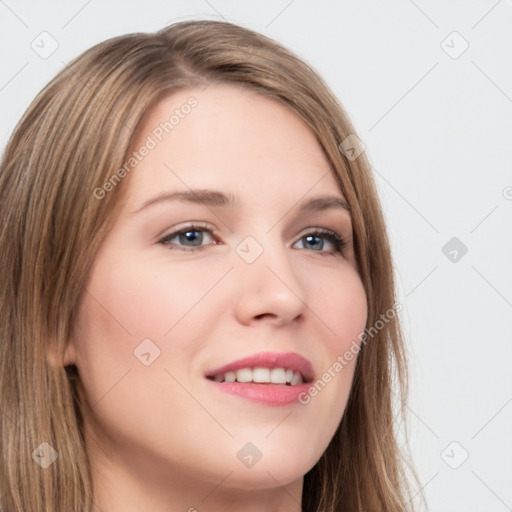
[63,339,77,367]
[46,338,77,368]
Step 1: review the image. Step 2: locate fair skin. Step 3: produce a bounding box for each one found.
[64,83,368,512]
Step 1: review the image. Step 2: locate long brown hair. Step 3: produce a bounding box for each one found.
[0,19,417,511]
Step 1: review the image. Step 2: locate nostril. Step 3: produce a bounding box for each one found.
[254,313,277,320]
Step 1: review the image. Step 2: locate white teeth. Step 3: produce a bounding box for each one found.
[252,367,270,382]
[269,368,287,384]
[236,368,252,383]
[290,371,303,385]
[224,371,236,383]
[210,367,305,385]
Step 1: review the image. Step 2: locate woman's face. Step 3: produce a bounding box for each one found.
[66,83,367,502]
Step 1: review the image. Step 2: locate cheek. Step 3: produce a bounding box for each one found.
[71,248,244,423]
[71,254,221,454]
[301,263,367,409]
[314,263,368,353]
[71,253,215,399]
[80,252,220,343]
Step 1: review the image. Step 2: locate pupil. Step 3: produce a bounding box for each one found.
[181,231,202,246]
[306,235,322,250]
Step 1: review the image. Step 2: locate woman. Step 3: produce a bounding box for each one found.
[0,19,417,511]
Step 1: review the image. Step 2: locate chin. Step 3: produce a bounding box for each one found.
[223,463,307,491]
[217,443,319,491]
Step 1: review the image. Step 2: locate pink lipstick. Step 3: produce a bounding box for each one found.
[205,351,314,406]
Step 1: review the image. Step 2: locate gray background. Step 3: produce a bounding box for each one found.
[1,1,511,511]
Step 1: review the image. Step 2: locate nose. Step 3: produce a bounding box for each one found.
[233,237,306,327]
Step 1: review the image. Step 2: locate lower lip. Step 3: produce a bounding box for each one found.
[206,379,311,406]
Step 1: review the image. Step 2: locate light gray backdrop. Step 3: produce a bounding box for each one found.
[1,2,511,511]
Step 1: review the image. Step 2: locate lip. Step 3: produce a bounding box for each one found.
[206,380,311,406]
[205,351,315,383]
[205,352,314,407]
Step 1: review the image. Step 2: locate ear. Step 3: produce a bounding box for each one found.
[63,340,77,367]
[46,337,77,368]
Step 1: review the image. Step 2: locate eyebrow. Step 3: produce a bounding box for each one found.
[130,189,350,215]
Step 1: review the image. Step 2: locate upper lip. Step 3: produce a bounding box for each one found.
[205,351,315,383]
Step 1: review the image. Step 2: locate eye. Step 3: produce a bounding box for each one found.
[293,229,347,255]
[158,224,347,255]
[158,223,217,251]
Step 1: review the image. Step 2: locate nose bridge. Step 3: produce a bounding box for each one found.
[233,228,306,324]
[235,228,293,281]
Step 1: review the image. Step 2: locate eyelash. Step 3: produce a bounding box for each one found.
[158,222,347,255]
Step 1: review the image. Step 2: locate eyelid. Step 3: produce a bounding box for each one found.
[158,221,214,237]
[158,221,218,245]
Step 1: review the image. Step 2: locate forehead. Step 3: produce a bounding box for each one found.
[123,82,343,207]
